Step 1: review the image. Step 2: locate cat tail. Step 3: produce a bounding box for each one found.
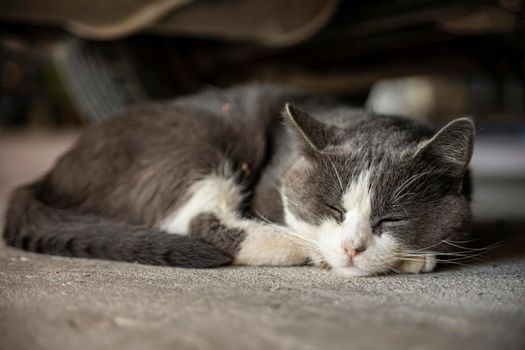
[2,184,233,268]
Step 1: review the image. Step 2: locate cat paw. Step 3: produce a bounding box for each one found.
[306,253,330,269]
[398,255,436,274]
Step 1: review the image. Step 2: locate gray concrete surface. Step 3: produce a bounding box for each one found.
[1,130,525,350]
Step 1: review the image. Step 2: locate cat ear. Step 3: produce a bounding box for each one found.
[284,103,328,153]
[415,117,475,177]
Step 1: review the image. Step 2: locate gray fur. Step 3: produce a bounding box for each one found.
[189,213,246,257]
[4,185,232,267]
[280,104,474,253]
[2,84,475,269]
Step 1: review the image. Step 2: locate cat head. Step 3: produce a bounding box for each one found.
[281,104,474,276]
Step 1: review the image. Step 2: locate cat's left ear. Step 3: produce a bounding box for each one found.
[415,117,475,177]
[284,103,328,154]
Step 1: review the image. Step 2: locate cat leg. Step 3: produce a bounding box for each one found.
[159,175,310,266]
[158,174,243,235]
[398,254,437,273]
[189,213,309,266]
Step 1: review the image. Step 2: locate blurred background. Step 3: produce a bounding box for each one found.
[0,0,524,225]
[2,4,525,350]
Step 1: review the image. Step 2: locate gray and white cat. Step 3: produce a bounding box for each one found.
[3,85,474,276]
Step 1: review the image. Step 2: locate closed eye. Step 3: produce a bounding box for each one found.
[327,205,345,223]
[374,217,406,228]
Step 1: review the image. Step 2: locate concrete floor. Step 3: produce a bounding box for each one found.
[1,130,524,350]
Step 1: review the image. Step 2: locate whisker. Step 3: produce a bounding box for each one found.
[398,251,480,257]
[396,243,497,266]
[441,241,503,252]
[392,192,416,203]
[408,240,448,253]
[406,238,502,256]
[444,238,478,244]
[397,253,484,263]
[396,257,473,267]
[325,155,344,191]
[390,171,435,203]
[255,211,321,251]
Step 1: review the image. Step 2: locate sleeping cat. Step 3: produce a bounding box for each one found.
[3,84,474,276]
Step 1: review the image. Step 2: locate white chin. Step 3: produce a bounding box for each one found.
[332,266,373,277]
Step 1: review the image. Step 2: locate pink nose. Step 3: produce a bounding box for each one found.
[343,244,366,262]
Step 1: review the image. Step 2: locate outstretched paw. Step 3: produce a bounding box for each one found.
[399,254,436,274]
[189,213,245,257]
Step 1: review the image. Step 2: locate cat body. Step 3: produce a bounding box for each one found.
[3,85,474,276]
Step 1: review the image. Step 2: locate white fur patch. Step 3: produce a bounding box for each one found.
[159,175,308,266]
[399,254,437,274]
[339,170,373,250]
[159,175,241,234]
[233,222,308,266]
[283,169,403,276]
[319,171,373,269]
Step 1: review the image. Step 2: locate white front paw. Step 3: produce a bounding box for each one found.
[399,255,436,274]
